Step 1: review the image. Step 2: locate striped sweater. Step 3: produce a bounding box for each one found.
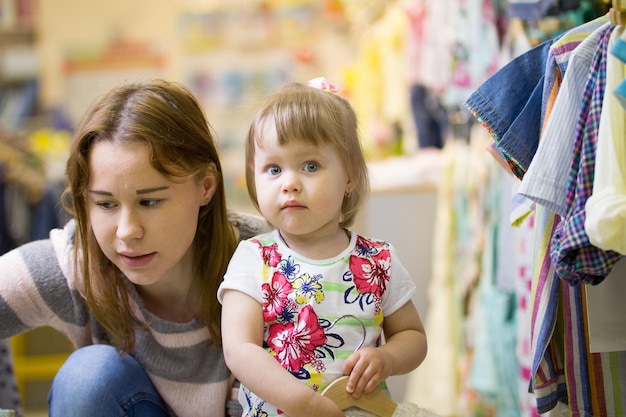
[0,211,269,417]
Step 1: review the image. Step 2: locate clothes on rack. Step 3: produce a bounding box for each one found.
[611,32,626,107]
[403,0,503,109]
[509,0,583,20]
[517,16,611,216]
[409,84,448,149]
[0,132,69,417]
[464,11,626,416]
[584,26,626,254]
[465,14,610,181]
[547,24,622,286]
[406,129,535,417]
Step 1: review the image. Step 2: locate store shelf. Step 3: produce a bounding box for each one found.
[10,328,73,414]
[0,27,34,42]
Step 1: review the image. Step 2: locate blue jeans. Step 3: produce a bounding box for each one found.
[48,345,169,417]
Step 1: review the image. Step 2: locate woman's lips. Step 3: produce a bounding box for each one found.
[119,252,156,268]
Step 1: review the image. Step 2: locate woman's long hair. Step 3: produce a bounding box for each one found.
[62,79,237,352]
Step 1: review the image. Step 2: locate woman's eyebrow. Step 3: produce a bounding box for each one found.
[88,189,112,196]
[137,186,169,195]
[87,186,170,196]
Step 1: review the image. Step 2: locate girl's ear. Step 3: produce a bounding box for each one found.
[200,162,218,206]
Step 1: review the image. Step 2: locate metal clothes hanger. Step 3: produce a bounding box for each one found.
[320,315,398,417]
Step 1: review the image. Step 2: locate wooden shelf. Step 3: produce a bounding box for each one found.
[0,27,34,43]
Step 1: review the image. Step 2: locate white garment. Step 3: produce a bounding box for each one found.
[219,229,417,417]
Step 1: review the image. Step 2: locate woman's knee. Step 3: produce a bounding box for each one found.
[53,345,139,391]
[49,345,167,417]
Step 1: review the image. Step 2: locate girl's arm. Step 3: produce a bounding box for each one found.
[221,289,345,417]
[342,300,427,398]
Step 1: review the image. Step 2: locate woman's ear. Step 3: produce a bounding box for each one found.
[200,162,218,206]
[344,180,353,198]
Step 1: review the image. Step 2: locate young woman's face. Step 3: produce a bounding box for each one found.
[87,140,216,288]
[253,121,350,240]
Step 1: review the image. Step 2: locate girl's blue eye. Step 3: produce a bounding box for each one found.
[268,166,281,176]
[304,162,319,173]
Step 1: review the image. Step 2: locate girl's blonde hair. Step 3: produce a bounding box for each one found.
[62,79,237,352]
[245,82,369,227]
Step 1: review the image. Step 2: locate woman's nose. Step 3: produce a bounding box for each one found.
[116,209,143,240]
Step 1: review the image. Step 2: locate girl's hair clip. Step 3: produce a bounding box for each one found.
[308,77,338,93]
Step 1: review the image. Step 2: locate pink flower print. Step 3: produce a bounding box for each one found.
[452,63,471,88]
[254,240,282,267]
[355,236,381,258]
[262,272,292,322]
[349,248,391,297]
[268,305,326,374]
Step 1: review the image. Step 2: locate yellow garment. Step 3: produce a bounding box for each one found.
[343,3,409,157]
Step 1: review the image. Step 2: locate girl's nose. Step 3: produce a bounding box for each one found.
[281,172,301,193]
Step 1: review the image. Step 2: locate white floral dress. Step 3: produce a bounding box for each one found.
[218,229,417,417]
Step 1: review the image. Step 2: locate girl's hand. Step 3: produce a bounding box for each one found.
[341,346,392,399]
[341,301,427,400]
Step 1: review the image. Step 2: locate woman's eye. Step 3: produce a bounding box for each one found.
[268,165,281,176]
[140,199,161,207]
[304,162,319,173]
[96,201,116,210]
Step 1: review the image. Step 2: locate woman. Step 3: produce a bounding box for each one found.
[0,79,268,417]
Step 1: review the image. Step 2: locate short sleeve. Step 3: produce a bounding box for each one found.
[217,240,264,305]
[381,244,417,317]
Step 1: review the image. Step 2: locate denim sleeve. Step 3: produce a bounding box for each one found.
[464,39,554,179]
